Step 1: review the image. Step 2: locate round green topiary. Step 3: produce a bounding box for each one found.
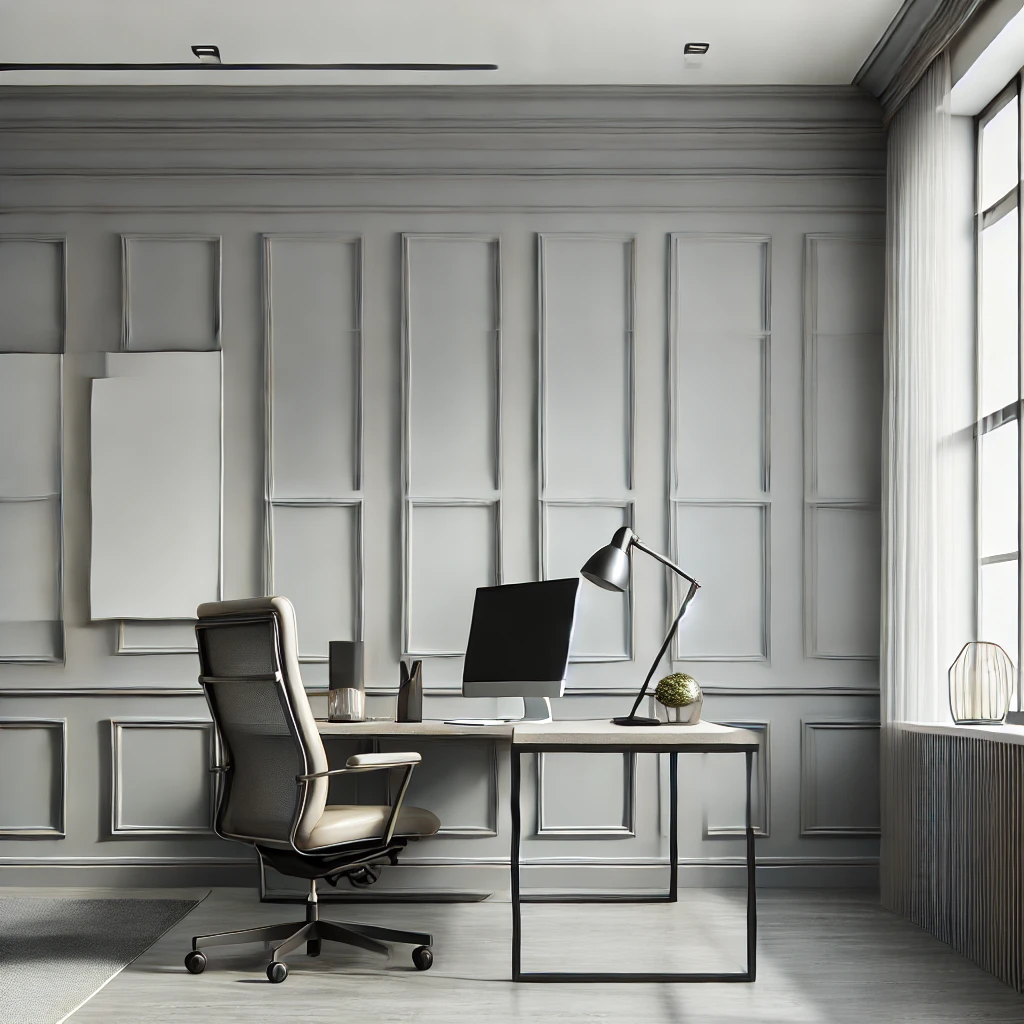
[654,673,700,708]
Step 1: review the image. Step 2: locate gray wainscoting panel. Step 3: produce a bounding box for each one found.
[0,498,62,662]
[801,720,880,836]
[536,751,636,837]
[267,501,363,660]
[404,499,500,658]
[264,235,362,497]
[808,333,883,503]
[539,233,635,496]
[671,500,770,661]
[109,719,215,835]
[805,235,885,337]
[670,234,771,497]
[803,234,883,669]
[0,718,66,837]
[0,352,63,663]
[540,500,634,662]
[0,355,61,497]
[379,737,498,836]
[806,505,881,659]
[701,721,771,837]
[121,235,222,351]
[402,234,501,497]
[0,236,65,354]
[117,620,198,656]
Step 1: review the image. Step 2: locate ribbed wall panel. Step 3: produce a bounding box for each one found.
[883,726,1024,991]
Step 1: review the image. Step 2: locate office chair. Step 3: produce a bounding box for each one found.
[185,596,441,984]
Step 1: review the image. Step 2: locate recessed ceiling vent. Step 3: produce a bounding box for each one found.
[683,42,710,55]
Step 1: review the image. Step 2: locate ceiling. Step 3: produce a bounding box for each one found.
[0,0,906,87]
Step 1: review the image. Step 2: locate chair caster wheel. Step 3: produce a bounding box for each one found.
[412,945,433,971]
[184,951,207,975]
[306,939,321,957]
[267,961,288,983]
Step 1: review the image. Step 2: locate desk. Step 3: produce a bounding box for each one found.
[312,717,759,983]
[510,720,759,983]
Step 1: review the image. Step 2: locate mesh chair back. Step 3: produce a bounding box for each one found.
[195,597,329,849]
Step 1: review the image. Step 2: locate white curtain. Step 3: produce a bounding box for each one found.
[881,54,957,727]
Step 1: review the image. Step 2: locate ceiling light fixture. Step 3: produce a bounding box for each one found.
[683,42,710,55]
[191,44,222,65]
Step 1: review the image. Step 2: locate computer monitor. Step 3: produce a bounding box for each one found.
[455,578,580,724]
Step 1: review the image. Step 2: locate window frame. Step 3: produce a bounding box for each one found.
[975,76,1024,709]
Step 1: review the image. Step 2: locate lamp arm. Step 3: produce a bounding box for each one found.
[629,537,700,589]
[624,542,701,720]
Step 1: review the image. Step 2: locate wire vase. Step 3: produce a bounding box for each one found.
[948,641,1014,725]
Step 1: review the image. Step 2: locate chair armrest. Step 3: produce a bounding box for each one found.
[346,752,421,769]
[295,753,421,783]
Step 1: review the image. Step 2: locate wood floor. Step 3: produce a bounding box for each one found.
[51,887,1024,1023]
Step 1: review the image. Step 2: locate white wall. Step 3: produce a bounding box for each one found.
[0,86,886,889]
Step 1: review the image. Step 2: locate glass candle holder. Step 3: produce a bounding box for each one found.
[948,641,1014,724]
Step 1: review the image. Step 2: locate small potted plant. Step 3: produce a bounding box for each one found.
[654,673,702,725]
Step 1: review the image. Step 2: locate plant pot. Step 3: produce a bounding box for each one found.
[659,694,702,725]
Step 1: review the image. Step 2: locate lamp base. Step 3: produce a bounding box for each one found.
[611,715,661,727]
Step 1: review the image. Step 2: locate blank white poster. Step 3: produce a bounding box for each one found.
[90,352,221,619]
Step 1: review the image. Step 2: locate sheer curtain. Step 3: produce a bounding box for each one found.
[881,53,957,728]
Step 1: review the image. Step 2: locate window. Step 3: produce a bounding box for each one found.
[976,80,1022,703]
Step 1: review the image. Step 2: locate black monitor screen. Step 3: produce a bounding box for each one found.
[463,579,579,683]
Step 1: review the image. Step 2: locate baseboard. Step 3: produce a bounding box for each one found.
[0,856,878,891]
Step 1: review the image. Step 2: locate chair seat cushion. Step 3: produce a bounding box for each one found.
[301,804,441,851]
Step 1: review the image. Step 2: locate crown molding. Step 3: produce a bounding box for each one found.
[854,0,946,96]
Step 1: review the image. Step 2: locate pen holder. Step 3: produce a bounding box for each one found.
[328,641,365,723]
[397,659,423,723]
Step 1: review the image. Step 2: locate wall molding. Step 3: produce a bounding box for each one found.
[121,234,222,352]
[539,499,635,662]
[115,619,198,656]
[402,497,503,659]
[0,234,66,664]
[109,718,217,836]
[800,719,881,837]
[703,720,772,838]
[538,232,636,497]
[401,232,502,499]
[263,232,364,493]
[804,501,882,660]
[0,717,66,838]
[262,233,365,663]
[536,751,637,838]
[669,232,772,498]
[264,498,365,661]
[0,88,886,180]
[386,741,500,838]
[670,498,772,662]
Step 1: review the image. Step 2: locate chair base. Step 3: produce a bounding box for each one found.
[185,888,434,983]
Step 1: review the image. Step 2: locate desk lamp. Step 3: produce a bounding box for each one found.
[581,527,700,726]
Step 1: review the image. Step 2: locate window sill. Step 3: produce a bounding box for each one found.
[900,720,1024,746]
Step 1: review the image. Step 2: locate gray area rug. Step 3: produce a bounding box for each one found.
[0,897,202,1024]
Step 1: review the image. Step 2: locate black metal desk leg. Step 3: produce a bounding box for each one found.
[745,748,757,981]
[669,751,678,902]
[511,746,522,981]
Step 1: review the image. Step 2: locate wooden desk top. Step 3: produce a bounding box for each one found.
[315,718,758,749]
[511,719,759,749]
[315,719,514,739]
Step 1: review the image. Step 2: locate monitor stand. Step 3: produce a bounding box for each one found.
[443,696,552,727]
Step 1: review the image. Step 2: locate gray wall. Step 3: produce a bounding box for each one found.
[0,86,886,889]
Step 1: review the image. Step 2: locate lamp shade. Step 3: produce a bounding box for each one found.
[580,527,635,592]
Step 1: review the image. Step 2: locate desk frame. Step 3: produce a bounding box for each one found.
[510,740,757,984]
